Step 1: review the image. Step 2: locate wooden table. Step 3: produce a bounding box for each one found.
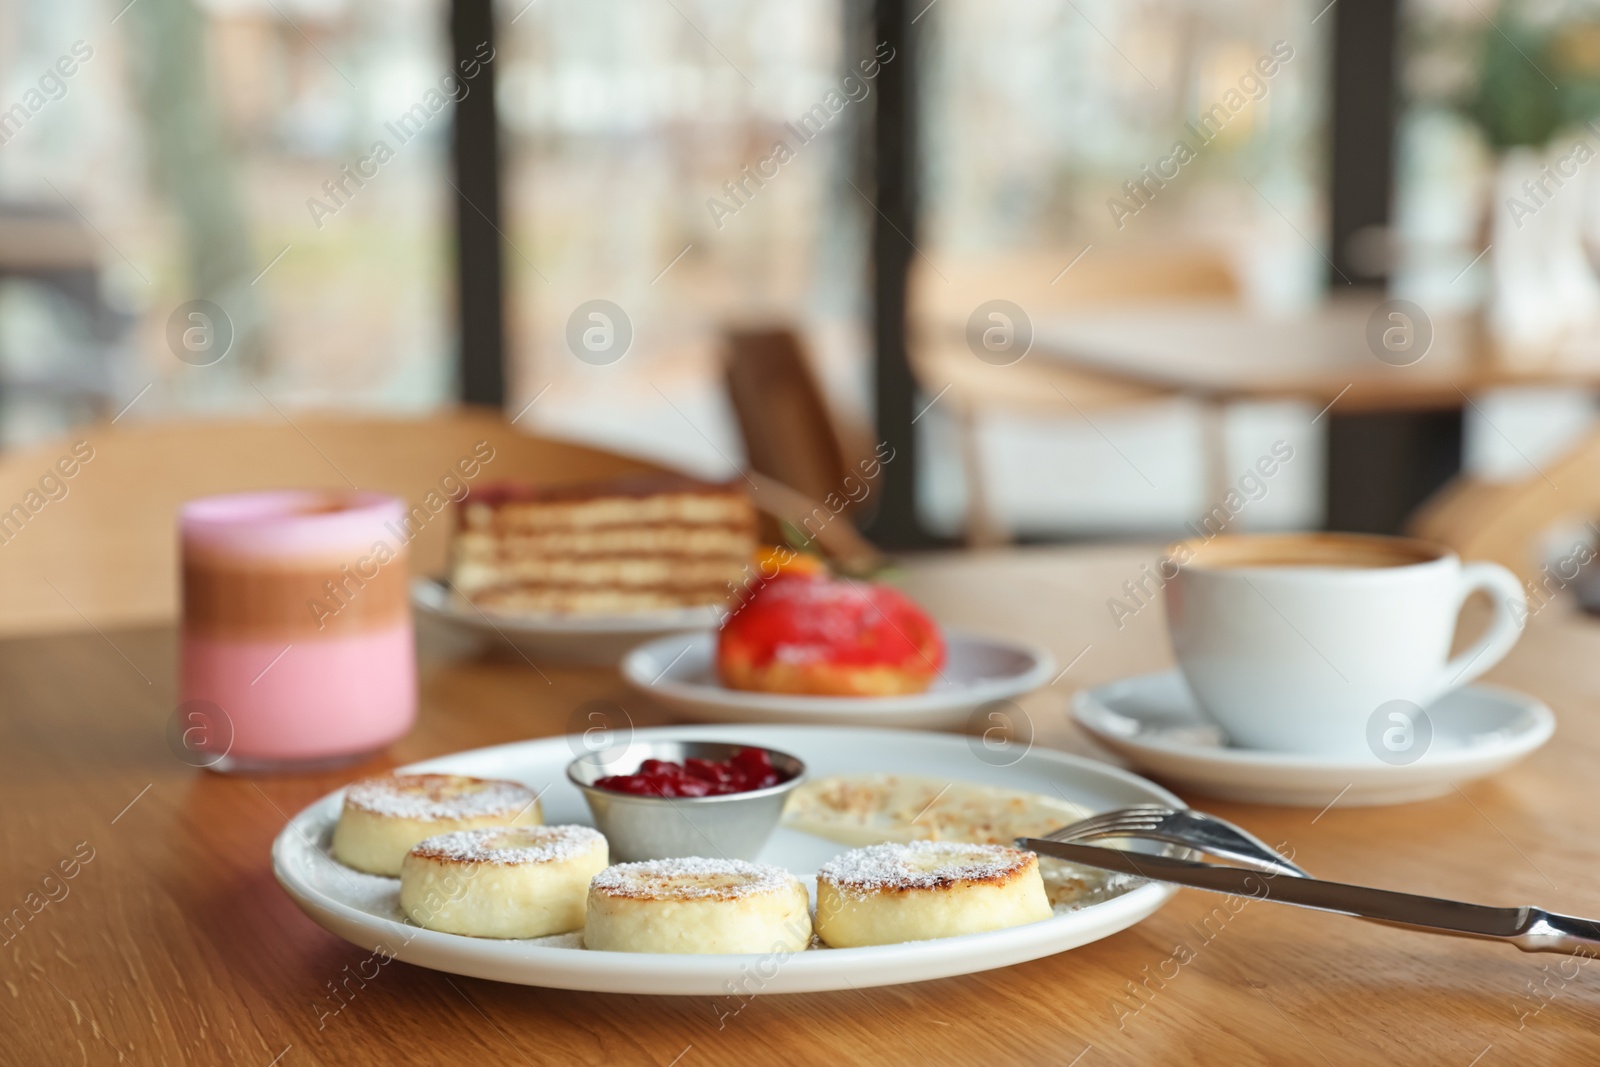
[7,544,1600,1064]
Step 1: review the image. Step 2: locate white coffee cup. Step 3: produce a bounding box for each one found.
[1163,533,1527,758]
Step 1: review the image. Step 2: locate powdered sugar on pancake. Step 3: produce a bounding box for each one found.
[591,858,799,901]
[818,840,1035,894]
[344,774,539,821]
[409,825,604,866]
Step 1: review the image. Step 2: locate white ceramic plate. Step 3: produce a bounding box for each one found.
[272,724,1178,994]
[411,577,721,666]
[1072,669,1556,807]
[619,632,1056,729]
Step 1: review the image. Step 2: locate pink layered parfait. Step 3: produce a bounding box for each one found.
[180,491,415,770]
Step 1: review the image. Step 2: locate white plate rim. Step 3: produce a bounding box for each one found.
[620,632,1057,716]
[1071,670,1556,772]
[271,724,1179,994]
[411,576,722,635]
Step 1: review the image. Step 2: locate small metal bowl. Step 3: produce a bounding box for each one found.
[566,741,806,862]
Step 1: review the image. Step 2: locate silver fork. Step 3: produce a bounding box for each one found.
[1044,805,1310,878]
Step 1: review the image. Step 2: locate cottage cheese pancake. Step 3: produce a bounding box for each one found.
[400,825,607,938]
[783,773,1107,908]
[331,773,543,876]
[815,841,1053,947]
[584,858,812,954]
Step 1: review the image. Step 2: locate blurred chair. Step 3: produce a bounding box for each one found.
[0,407,886,636]
[1408,427,1600,587]
[723,327,863,507]
[0,408,660,635]
[742,470,885,575]
[907,243,1241,545]
[721,327,886,571]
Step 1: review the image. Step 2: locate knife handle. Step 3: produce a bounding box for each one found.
[1513,910,1600,955]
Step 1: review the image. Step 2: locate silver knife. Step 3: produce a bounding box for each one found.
[1019,837,1600,955]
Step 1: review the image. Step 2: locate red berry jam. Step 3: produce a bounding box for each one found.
[593,747,786,797]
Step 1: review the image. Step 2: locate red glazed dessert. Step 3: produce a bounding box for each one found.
[717,574,946,696]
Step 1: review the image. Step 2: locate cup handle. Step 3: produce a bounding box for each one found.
[1430,561,1527,700]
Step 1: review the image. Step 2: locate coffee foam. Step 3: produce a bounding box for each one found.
[180,490,406,561]
[1175,533,1446,571]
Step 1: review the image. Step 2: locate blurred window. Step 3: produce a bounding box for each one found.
[497,0,872,477]
[923,0,1329,310]
[0,0,455,445]
[915,0,1331,538]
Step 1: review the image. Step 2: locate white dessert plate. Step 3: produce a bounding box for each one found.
[1071,669,1555,807]
[411,577,720,666]
[619,632,1056,729]
[272,724,1179,995]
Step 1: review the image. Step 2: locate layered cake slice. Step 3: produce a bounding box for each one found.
[450,475,757,615]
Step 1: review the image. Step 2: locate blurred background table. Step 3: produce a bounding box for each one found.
[1030,295,1600,408]
[1034,295,1600,535]
[6,543,1599,1065]
[915,280,1600,539]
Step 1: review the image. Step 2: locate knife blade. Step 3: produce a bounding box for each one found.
[1020,837,1532,942]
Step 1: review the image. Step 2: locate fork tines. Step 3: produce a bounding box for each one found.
[1045,805,1175,842]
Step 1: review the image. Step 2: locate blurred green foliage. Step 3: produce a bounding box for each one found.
[1466,2,1600,148]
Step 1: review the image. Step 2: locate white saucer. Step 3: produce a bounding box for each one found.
[1071,670,1555,807]
[411,577,720,666]
[621,631,1056,729]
